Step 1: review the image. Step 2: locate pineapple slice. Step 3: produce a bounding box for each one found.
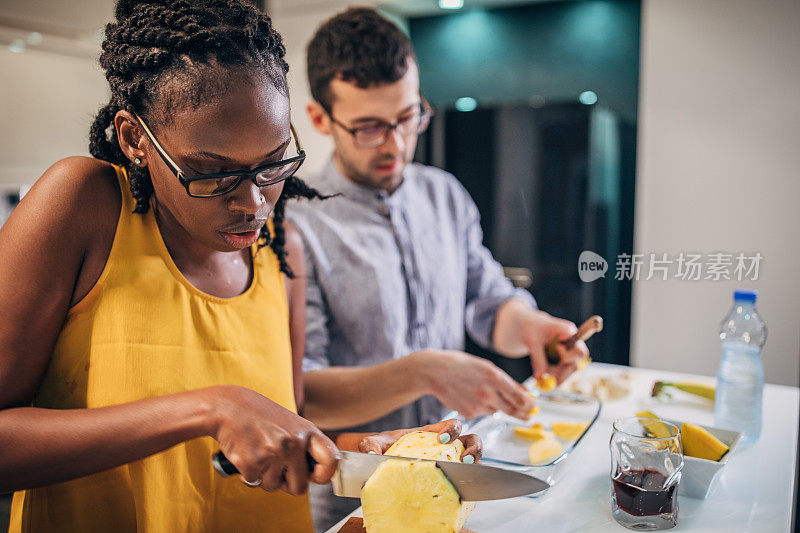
[528,437,565,465]
[536,374,557,391]
[513,424,553,441]
[681,422,729,461]
[550,421,589,440]
[361,431,475,533]
[636,410,674,439]
[384,431,463,461]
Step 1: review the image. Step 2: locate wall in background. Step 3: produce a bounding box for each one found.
[0,47,107,188]
[408,0,640,122]
[633,0,800,386]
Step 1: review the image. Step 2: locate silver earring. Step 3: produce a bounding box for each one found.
[134,157,142,165]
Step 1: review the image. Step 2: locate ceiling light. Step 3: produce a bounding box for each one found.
[439,0,464,10]
[455,97,477,112]
[579,91,598,105]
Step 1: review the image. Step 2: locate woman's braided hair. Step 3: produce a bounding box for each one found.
[89,0,327,276]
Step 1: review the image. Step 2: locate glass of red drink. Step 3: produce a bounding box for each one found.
[610,417,683,530]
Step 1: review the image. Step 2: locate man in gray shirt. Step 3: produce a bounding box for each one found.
[289,8,589,435]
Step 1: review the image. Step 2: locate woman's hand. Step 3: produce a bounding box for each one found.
[357,419,482,464]
[207,385,339,495]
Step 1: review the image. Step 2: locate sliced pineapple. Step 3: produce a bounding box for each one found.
[550,421,590,440]
[513,424,553,441]
[384,431,463,461]
[361,431,475,533]
[528,437,565,465]
[536,374,557,391]
[635,410,674,439]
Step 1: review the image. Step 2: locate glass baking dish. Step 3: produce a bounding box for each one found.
[443,386,602,497]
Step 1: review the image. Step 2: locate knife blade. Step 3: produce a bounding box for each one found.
[212,450,549,501]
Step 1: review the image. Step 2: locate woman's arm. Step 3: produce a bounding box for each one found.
[282,220,307,412]
[0,159,338,494]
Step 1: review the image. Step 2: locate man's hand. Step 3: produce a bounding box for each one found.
[518,310,589,384]
[410,350,535,420]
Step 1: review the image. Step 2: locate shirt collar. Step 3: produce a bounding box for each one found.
[319,156,409,212]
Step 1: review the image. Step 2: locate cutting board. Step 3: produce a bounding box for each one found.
[336,517,474,533]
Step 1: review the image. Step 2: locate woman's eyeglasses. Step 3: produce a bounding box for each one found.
[133,114,305,198]
[326,102,433,149]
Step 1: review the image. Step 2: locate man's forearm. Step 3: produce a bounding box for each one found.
[303,355,429,430]
[492,298,537,357]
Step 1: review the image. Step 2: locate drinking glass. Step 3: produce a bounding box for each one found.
[610,417,683,530]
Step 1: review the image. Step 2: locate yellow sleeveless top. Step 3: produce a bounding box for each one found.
[9,165,313,532]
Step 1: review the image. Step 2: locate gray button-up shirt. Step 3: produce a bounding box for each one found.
[287,158,536,433]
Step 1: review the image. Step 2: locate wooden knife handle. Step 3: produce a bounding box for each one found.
[545,315,603,364]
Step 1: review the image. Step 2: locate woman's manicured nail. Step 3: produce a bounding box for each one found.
[368,451,378,454]
[462,454,474,464]
[439,433,451,444]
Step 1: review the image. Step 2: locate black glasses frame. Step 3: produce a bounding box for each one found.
[133,113,306,198]
[326,101,434,149]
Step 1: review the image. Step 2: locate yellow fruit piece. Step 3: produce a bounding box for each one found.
[362,431,475,533]
[577,357,591,371]
[384,431,463,461]
[513,425,553,440]
[652,381,715,400]
[551,421,590,440]
[681,422,729,462]
[528,437,565,465]
[636,410,674,439]
[537,374,557,391]
[528,405,540,417]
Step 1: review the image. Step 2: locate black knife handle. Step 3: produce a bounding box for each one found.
[211,451,317,477]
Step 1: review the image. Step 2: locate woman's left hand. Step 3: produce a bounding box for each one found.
[356,419,482,463]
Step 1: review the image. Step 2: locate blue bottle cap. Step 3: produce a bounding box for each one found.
[734,289,757,302]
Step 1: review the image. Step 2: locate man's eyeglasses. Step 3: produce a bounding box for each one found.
[133,114,305,198]
[327,102,433,149]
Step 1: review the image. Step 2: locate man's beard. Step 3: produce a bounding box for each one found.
[338,152,407,192]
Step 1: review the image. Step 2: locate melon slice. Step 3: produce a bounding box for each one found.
[681,422,729,461]
[361,431,475,533]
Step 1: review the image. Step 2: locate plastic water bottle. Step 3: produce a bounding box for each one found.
[714,289,767,445]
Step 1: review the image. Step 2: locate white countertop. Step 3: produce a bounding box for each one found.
[326,363,799,532]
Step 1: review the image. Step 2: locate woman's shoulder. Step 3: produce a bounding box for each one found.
[31,156,122,229]
[38,156,120,199]
[0,157,125,308]
[281,219,306,278]
[15,157,124,300]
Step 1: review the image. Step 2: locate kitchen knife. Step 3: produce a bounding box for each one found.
[212,450,549,501]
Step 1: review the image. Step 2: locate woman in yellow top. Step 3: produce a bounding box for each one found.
[0,1,479,531]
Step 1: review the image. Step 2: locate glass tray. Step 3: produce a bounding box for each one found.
[444,386,601,496]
